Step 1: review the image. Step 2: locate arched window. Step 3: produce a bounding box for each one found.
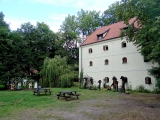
[89,61,93,66]
[103,45,108,51]
[122,41,127,48]
[145,77,151,84]
[105,59,109,65]
[88,48,93,53]
[122,57,127,64]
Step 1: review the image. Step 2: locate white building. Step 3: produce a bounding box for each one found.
[79,18,157,91]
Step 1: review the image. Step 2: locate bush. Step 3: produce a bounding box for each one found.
[73,82,78,87]
[126,83,132,92]
[135,85,151,93]
[136,85,145,92]
[0,84,4,88]
[152,87,160,94]
[143,89,151,93]
[87,85,98,90]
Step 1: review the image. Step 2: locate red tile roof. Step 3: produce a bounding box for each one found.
[81,18,136,46]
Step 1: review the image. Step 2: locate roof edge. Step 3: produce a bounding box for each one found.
[80,37,120,47]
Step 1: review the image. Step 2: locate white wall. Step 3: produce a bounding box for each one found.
[79,38,157,91]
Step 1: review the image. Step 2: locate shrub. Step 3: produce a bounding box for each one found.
[87,85,98,90]
[136,85,145,92]
[144,89,151,93]
[135,85,151,93]
[73,82,78,87]
[0,84,4,88]
[126,83,132,91]
[152,87,160,94]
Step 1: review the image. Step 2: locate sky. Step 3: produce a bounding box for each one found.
[1,0,120,32]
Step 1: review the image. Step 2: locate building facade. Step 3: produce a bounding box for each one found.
[79,19,157,91]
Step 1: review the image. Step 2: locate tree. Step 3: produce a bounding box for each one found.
[16,22,56,79]
[115,0,160,89]
[59,10,101,65]
[40,56,78,87]
[77,9,101,36]
[101,2,121,26]
[0,12,11,87]
[59,15,80,64]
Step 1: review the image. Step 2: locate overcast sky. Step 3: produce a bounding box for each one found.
[1,0,120,32]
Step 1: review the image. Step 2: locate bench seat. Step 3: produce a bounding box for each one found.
[33,89,51,95]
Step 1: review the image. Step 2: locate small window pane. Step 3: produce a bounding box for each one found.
[122,57,127,64]
[145,77,151,84]
[105,59,109,65]
[122,42,127,48]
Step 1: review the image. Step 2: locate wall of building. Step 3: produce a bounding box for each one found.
[79,38,157,91]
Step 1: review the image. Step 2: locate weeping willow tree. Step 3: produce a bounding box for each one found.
[40,55,78,88]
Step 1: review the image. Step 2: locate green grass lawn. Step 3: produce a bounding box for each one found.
[0,87,117,119]
[0,88,159,120]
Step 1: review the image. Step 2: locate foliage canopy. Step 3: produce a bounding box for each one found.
[115,0,160,88]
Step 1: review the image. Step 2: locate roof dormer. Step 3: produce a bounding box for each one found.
[97,29,110,40]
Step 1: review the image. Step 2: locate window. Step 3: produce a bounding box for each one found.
[145,77,151,84]
[89,61,93,66]
[103,45,108,51]
[97,29,110,40]
[122,57,127,64]
[122,41,127,48]
[105,59,109,65]
[97,35,103,40]
[88,48,92,53]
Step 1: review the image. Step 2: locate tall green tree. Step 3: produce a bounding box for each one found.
[59,15,80,64]
[77,9,101,36]
[59,10,101,65]
[40,56,78,87]
[16,22,56,79]
[0,12,60,87]
[0,12,11,87]
[115,0,160,89]
[101,2,121,26]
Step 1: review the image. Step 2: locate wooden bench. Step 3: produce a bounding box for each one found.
[33,88,51,95]
[56,91,81,100]
[56,93,70,99]
[33,89,39,95]
[68,93,81,99]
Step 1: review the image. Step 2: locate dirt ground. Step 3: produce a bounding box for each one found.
[3,93,160,120]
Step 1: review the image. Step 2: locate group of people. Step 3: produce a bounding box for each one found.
[109,76,127,93]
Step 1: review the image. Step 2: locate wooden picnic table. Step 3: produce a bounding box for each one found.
[56,90,80,101]
[33,88,51,95]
